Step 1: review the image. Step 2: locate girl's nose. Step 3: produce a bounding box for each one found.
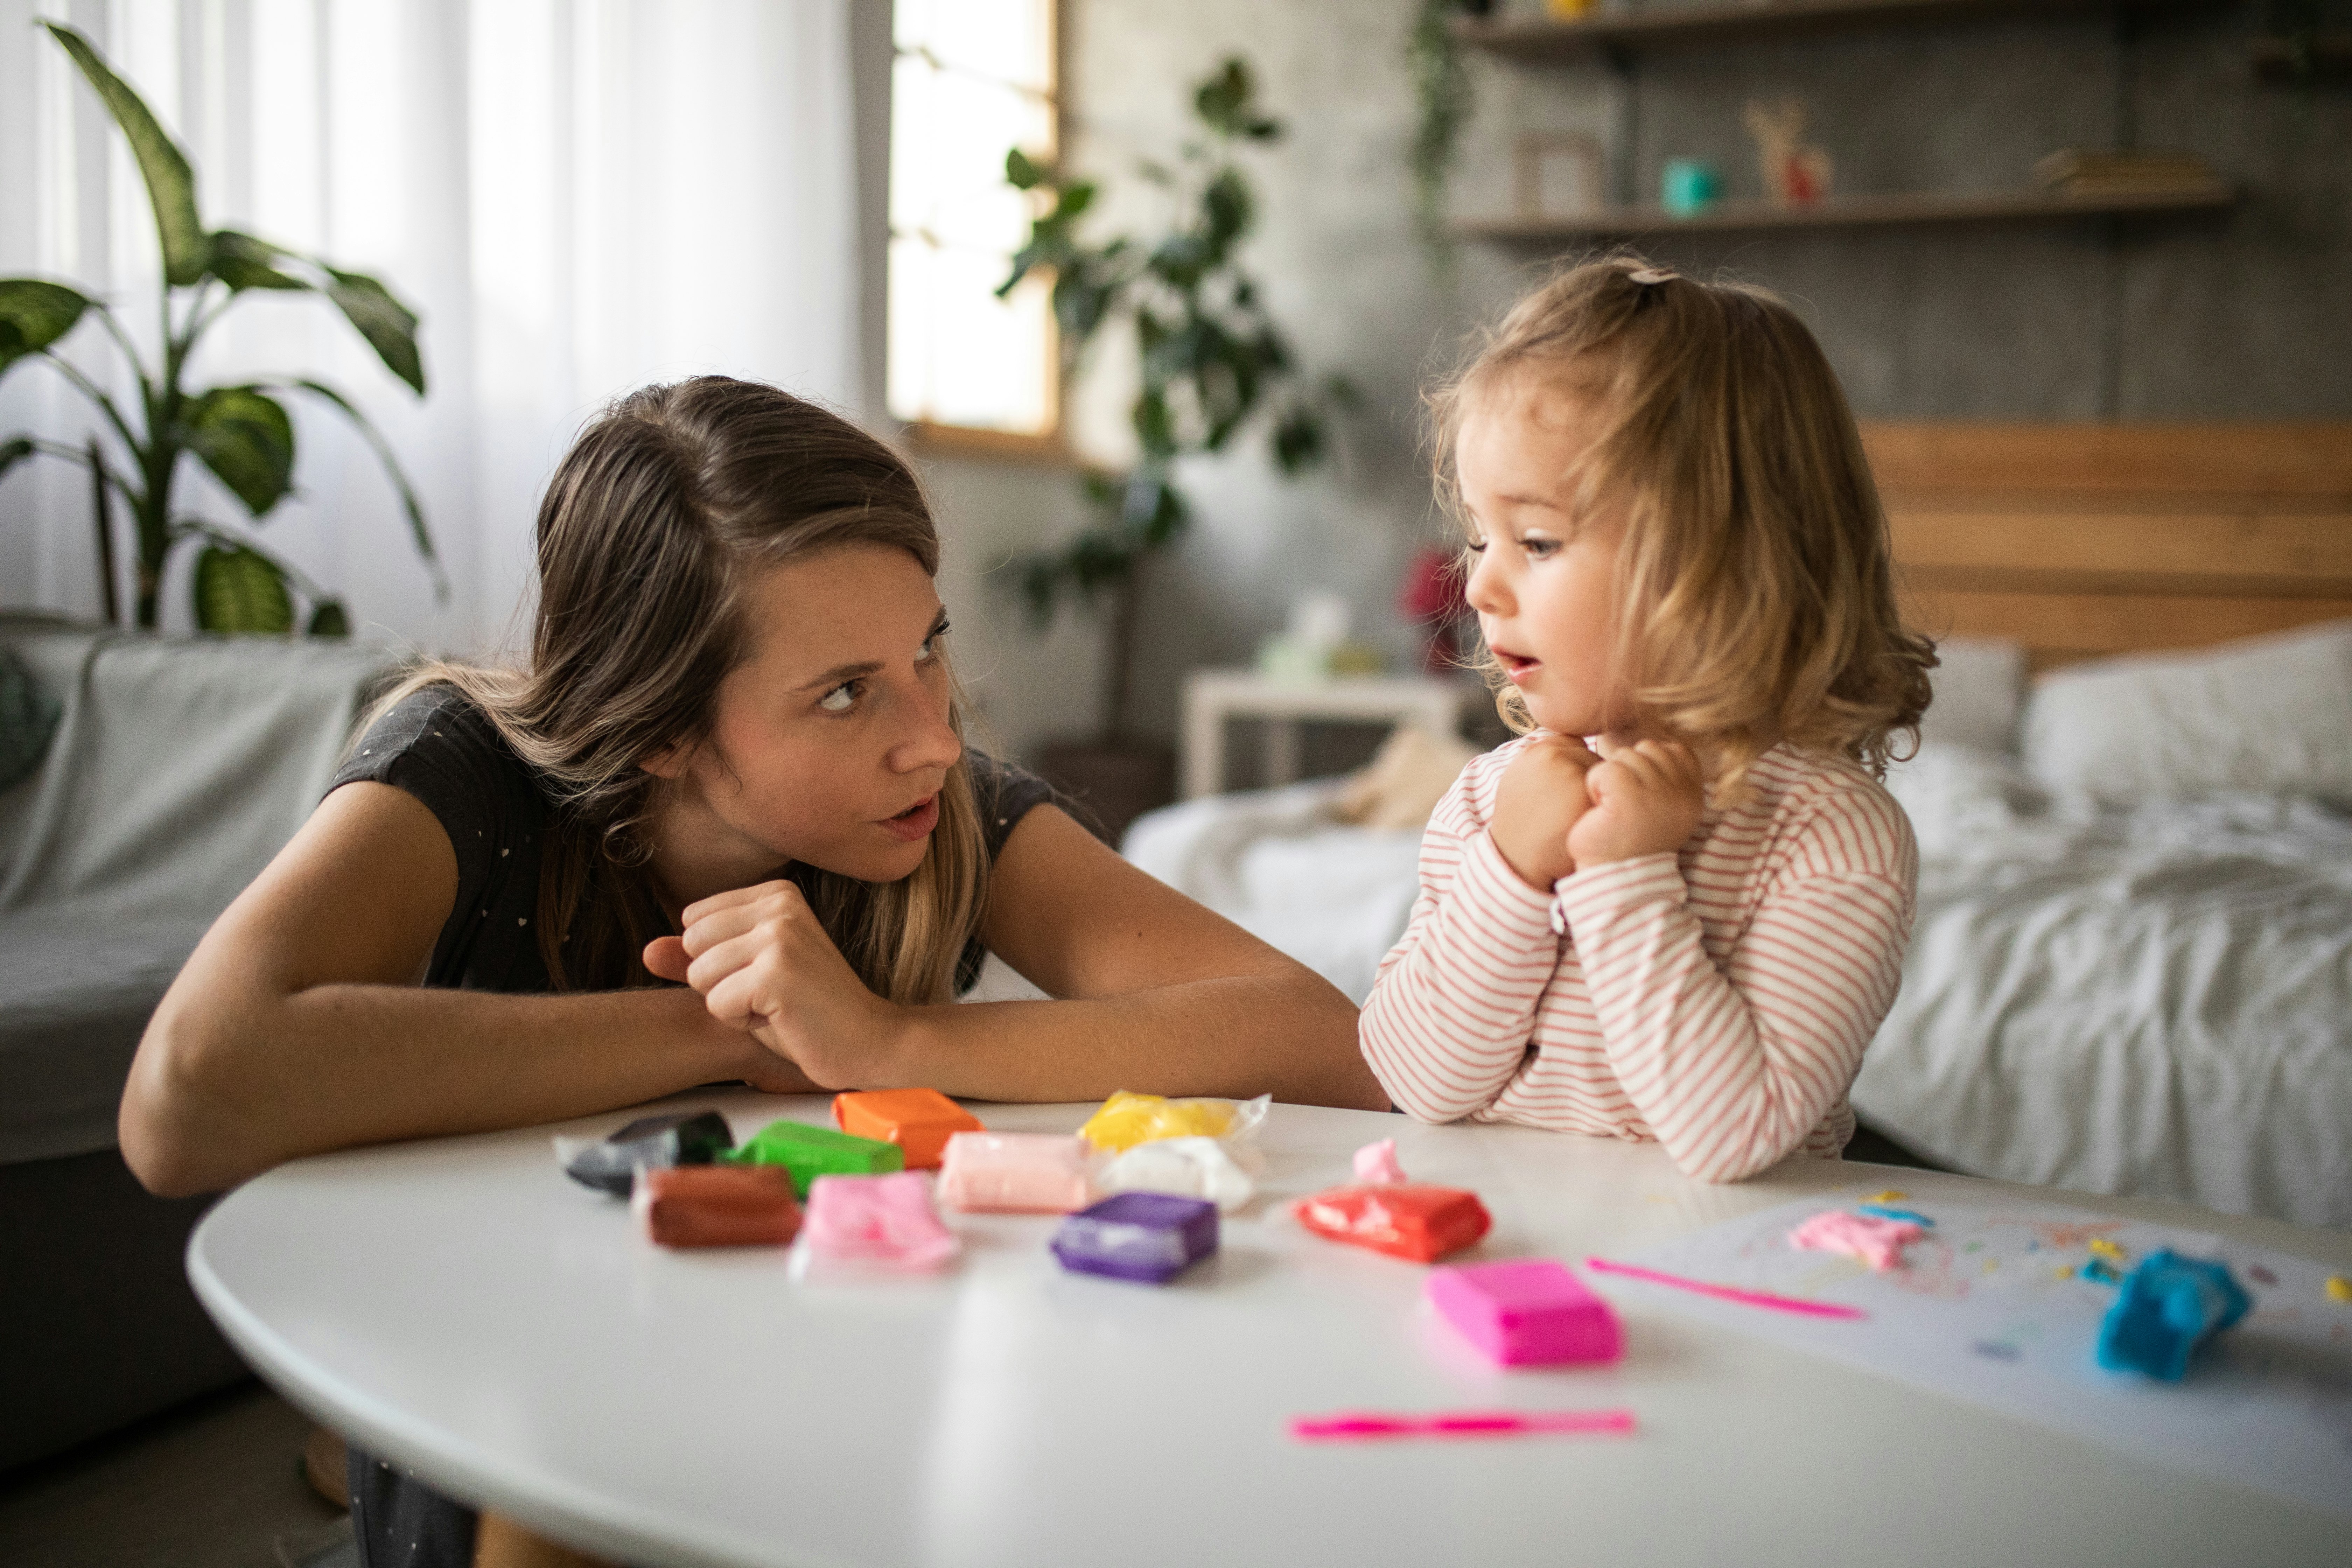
[1464,545,1511,618]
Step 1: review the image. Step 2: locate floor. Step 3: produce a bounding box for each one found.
[0,1380,350,1568]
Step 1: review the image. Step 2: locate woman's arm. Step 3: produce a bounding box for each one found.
[654,804,1388,1110]
[120,782,808,1197]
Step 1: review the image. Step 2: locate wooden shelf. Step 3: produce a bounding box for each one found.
[1454,0,2220,62]
[1455,183,2235,240]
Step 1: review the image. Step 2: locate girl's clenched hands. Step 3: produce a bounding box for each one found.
[1490,734,1600,890]
[644,880,893,1091]
[1568,738,1706,867]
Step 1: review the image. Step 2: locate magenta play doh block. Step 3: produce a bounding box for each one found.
[1426,1260,1623,1367]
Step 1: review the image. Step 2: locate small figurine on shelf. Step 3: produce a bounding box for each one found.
[1660,157,1723,218]
[1400,547,1473,674]
[1744,98,1834,207]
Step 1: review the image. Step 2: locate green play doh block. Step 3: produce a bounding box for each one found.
[727,1119,904,1195]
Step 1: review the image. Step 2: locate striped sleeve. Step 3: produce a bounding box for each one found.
[1551,785,1916,1183]
[1359,748,1561,1122]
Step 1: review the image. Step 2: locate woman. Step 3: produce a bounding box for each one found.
[120,377,1380,1568]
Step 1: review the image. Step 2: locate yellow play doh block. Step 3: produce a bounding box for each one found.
[2328,1275,2352,1303]
[2088,1237,2127,1262]
[1866,1190,1907,1204]
[1079,1091,1237,1154]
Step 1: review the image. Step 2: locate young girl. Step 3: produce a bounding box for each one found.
[1359,259,1934,1183]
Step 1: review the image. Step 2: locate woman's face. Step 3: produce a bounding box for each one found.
[650,544,963,890]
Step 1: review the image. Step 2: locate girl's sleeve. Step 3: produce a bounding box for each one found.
[1358,752,1562,1122]
[1551,784,1916,1183]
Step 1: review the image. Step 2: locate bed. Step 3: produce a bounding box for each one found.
[1116,423,2352,1231]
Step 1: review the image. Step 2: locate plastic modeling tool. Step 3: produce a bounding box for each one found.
[1583,1256,1868,1319]
[1290,1409,1636,1442]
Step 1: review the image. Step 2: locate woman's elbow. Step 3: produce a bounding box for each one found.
[118,1005,247,1198]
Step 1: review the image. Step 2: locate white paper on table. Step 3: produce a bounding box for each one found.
[1593,1184,2352,1519]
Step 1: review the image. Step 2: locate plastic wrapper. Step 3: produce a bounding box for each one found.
[1077,1090,1269,1154]
[937,1132,1096,1213]
[797,1171,959,1270]
[728,1118,902,1196]
[555,1110,733,1196]
[1293,1183,1491,1264]
[632,1165,800,1248]
[1352,1138,1407,1185]
[1050,1192,1218,1284]
[832,1088,985,1170]
[1095,1135,1260,1213]
[1427,1260,1622,1366]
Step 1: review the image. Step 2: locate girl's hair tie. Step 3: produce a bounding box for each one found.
[1628,268,1677,286]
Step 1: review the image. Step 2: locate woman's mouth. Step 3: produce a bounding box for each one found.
[878,793,940,843]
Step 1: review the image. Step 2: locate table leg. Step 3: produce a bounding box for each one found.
[1264,717,1302,788]
[1181,685,1224,799]
[473,1512,616,1568]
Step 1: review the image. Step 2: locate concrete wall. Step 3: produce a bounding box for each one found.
[904,0,2352,762]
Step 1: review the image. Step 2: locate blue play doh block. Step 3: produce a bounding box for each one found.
[2095,1249,2250,1381]
[1050,1192,1218,1284]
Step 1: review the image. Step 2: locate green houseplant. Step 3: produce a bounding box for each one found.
[999,57,1352,828]
[0,22,439,635]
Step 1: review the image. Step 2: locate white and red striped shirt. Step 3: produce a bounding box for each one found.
[1359,735,1918,1183]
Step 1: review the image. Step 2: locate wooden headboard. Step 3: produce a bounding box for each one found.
[1861,422,2352,671]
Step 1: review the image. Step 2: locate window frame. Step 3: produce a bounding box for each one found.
[888,0,1069,465]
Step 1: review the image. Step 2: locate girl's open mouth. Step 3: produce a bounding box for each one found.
[1496,650,1540,682]
[879,793,940,843]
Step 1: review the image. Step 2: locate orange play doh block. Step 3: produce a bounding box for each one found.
[832,1089,986,1169]
[634,1165,802,1248]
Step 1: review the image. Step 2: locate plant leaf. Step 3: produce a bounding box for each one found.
[1006,147,1044,190]
[194,544,294,634]
[279,379,444,600]
[306,599,350,638]
[323,269,425,395]
[207,231,308,292]
[0,279,93,373]
[184,386,296,516]
[42,23,207,288]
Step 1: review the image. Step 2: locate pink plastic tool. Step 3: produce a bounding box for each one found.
[800,1171,959,1269]
[1290,1408,1635,1442]
[1352,1138,1407,1184]
[1427,1259,1623,1366]
[1583,1256,1868,1320]
[1787,1209,1923,1272]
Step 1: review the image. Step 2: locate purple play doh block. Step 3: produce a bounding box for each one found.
[1050,1191,1219,1284]
[1427,1259,1623,1366]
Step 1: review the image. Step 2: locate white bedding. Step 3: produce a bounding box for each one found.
[1121,747,2352,1230]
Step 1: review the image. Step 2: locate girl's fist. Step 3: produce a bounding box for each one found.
[1490,734,1600,890]
[1567,738,1705,867]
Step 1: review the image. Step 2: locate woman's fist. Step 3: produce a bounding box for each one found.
[1567,738,1705,868]
[1490,734,1599,891]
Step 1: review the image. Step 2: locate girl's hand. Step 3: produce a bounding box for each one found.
[1490,735,1600,890]
[643,881,897,1091]
[1568,739,1706,868]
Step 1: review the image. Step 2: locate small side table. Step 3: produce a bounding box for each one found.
[1179,669,1468,799]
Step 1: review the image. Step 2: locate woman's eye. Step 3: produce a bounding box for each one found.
[817,681,858,714]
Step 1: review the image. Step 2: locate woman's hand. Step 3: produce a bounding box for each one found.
[1568,738,1706,868]
[643,880,897,1091]
[1490,734,1600,890]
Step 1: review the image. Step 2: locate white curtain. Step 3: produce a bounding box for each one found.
[0,0,862,654]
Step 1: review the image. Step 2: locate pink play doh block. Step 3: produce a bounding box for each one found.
[937,1131,1094,1213]
[1353,1138,1407,1184]
[1427,1260,1623,1367]
[800,1171,959,1269]
[1787,1209,1921,1272]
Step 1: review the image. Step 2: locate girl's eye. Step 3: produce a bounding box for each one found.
[1520,534,1561,560]
[817,681,859,714]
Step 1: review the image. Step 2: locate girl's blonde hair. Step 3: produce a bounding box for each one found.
[368,376,985,1004]
[1430,255,1934,798]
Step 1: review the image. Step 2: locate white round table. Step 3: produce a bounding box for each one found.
[189,1092,2352,1568]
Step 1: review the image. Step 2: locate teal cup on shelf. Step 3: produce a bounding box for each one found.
[1660,158,1723,218]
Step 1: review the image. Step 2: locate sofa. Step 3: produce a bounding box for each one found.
[0,614,399,1469]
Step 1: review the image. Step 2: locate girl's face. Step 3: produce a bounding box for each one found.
[1457,376,1629,739]
[648,544,963,894]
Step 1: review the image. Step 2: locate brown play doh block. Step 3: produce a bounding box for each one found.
[634,1164,802,1247]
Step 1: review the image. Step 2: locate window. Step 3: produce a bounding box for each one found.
[887,0,1060,451]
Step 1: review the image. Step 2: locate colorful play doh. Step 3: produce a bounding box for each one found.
[799,1171,959,1270]
[1095,1135,1258,1212]
[1352,1138,1407,1184]
[937,1132,1096,1213]
[728,1119,904,1196]
[1050,1192,1219,1284]
[632,1164,800,1248]
[2096,1250,2250,1380]
[1427,1260,1623,1367]
[1788,1209,1924,1272]
[832,1088,985,1170]
[1077,1090,1268,1154]
[564,1110,734,1196]
[1293,1184,1491,1264]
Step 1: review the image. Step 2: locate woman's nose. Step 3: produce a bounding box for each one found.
[891,681,964,775]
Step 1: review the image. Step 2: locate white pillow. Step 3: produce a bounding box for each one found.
[1917,636,2026,755]
[2020,621,2352,800]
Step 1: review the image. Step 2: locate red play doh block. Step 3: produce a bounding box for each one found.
[1427,1260,1623,1366]
[634,1165,802,1248]
[832,1088,986,1170]
[1294,1183,1492,1263]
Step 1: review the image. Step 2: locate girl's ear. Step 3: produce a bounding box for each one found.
[640,741,690,780]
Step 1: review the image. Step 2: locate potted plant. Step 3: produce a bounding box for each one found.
[0,22,439,635]
[999,56,1352,839]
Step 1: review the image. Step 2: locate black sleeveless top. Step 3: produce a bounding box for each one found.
[326,684,1053,1568]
